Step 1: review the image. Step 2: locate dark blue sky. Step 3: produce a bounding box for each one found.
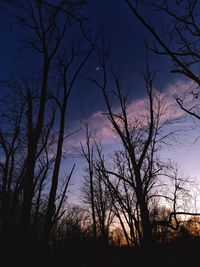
[0,0,176,123]
[1,1,200,205]
[70,0,174,120]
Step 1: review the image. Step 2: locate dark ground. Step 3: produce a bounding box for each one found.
[2,239,200,266]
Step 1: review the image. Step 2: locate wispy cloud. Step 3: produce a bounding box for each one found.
[65,111,118,152]
[66,79,193,150]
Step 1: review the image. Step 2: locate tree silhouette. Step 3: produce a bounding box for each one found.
[0,0,93,250]
[81,125,115,245]
[126,0,200,121]
[87,53,184,248]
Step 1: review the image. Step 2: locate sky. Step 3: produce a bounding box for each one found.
[0,1,200,205]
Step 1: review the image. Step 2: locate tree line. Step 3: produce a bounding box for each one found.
[1,0,200,260]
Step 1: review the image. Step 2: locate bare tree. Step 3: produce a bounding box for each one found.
[110,150,142,246]
[0,0,94,248]
[43,38,94,246]
[2,0,78,237]
[125,0,200,120]
[80,123,97,240]
[0,93,24,241]
[87,52,186,247]
[55,204,91,247]
[81,128,115,245]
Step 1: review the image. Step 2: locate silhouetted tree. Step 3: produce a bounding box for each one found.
[0,93,24,241]
[43,35,94,247]
[126,0,200,121]
[0,0,94,249]
[81,130,115,245]
[125,0,200,240]
[88,55,180,247]
[80,123,97,240]
[56,204,91,247]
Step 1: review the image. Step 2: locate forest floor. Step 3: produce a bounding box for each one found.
[46,239,200,267]
[3,239,200,266]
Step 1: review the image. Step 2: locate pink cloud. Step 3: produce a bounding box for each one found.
[64,110,118,152]
[66,79,194,150]
[159,79,199,122]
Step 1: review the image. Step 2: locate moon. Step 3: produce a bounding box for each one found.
[96,66,100,71]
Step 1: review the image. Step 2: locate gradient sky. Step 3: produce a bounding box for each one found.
[0,1,200,206]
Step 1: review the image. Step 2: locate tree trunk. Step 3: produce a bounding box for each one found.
[43,105,65,246]
[138,194,152,248]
